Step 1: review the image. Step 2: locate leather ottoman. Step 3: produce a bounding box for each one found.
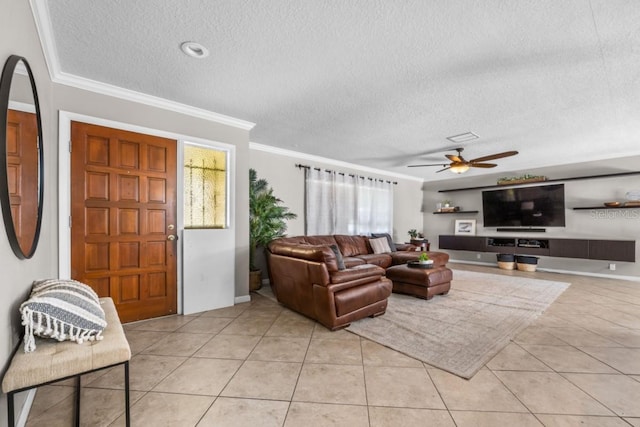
[385,264,452,299]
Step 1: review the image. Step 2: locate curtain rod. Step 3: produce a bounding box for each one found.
[295,163,397,185]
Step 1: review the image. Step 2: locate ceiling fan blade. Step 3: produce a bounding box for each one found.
[468,150,519,163]
[469,163,497,168]
[445,154,462,162]
[436,166,451,173]
[407,163,447,168]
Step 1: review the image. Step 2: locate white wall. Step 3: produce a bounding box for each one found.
[249,144,425,242]
[423,175,640,279]
[1,1,58,423]
[1,2,250,423]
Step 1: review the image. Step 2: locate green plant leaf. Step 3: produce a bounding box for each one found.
[249,168,297,270]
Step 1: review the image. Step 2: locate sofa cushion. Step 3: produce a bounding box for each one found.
[369,237,392,254]
[371,233,397,252]
[355,253,393,269]
[343,256,366,268]
[268,236,309,248]
[334,235,370,257]
[305,235,338,247]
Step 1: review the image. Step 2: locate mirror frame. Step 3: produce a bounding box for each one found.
[0,55,44,259]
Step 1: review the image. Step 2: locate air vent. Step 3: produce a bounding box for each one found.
[446,132,479,143]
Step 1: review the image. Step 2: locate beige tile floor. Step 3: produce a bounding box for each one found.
[25,263,640,426]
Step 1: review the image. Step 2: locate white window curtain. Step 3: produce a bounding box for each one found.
[305,168,393,235]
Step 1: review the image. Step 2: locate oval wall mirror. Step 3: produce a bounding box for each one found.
[0,55,44,259]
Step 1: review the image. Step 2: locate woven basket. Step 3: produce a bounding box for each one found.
[497,261,516,270]
[517,263,537,272]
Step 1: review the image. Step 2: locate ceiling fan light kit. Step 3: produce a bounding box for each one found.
[450,164,470,174]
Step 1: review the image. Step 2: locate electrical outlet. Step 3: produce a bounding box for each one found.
[476,253,482,259]
[609,263,616,271]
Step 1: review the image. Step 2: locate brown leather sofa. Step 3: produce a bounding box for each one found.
[266,234,449,330]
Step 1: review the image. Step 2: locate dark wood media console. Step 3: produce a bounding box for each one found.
[439,235,636,262]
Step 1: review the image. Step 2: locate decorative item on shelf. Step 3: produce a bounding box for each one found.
[624,191,640,207]
[625,190,640,200]
[454,219,476,235]
[603,201,621,207]
[408,229,418,239]
[497,174,547,185]
[439,206,460,212]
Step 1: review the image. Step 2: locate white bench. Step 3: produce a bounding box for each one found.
[2,298,131,426]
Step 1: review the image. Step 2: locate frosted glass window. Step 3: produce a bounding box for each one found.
[184,145,227,228]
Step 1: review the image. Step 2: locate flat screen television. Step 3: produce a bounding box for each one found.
[482,183,566,228]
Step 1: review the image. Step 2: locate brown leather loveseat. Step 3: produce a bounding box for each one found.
[266,234,449,330]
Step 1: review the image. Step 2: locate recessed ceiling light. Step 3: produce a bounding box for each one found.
[180,41,209,59]
[446,132,479,143]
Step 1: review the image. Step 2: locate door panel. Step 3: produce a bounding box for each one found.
[6,109,39,251]
[71,121,177,322]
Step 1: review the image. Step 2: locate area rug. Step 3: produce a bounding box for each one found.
[346,269,570,379]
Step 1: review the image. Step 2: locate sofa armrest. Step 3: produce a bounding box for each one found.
[395,243,418,251]
[269,243,339,272]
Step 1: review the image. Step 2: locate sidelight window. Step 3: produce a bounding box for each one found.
[183,144,227,228]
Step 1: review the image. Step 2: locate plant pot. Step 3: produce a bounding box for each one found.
[249,270,262,291]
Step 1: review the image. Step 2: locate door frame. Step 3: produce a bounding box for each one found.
[58,110,237,314]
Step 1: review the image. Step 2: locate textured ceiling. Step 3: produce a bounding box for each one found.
[42,0,640,181]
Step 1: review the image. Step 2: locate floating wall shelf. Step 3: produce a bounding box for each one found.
[432,210,479,214]
[438,171,640,193]
[573,205,640,210]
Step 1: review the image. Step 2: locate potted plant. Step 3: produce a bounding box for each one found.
[418,252,432,265]
[408,229,418,239]
[249,168,297,290]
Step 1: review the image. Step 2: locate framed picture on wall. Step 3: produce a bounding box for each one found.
[454,219,476,235]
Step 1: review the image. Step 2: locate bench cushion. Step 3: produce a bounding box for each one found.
[2,298,130,393]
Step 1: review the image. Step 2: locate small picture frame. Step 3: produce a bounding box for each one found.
[454,219,476,235]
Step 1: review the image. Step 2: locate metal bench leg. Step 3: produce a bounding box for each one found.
[74,375,81,427]
[124,361,131,427]
[8,391,15,426]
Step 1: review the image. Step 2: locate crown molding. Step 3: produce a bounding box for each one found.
[29,0,61,79]
[29,0,255,131]
[54,71,255,130]
[250,142,424,183]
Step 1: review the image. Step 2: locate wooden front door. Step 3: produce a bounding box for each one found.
[70,121,178,322]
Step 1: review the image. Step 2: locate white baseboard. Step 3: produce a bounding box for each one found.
[235,295,251,304]
[449,259,640,282]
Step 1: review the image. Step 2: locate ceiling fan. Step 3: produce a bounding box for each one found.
[408,148,519,174]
